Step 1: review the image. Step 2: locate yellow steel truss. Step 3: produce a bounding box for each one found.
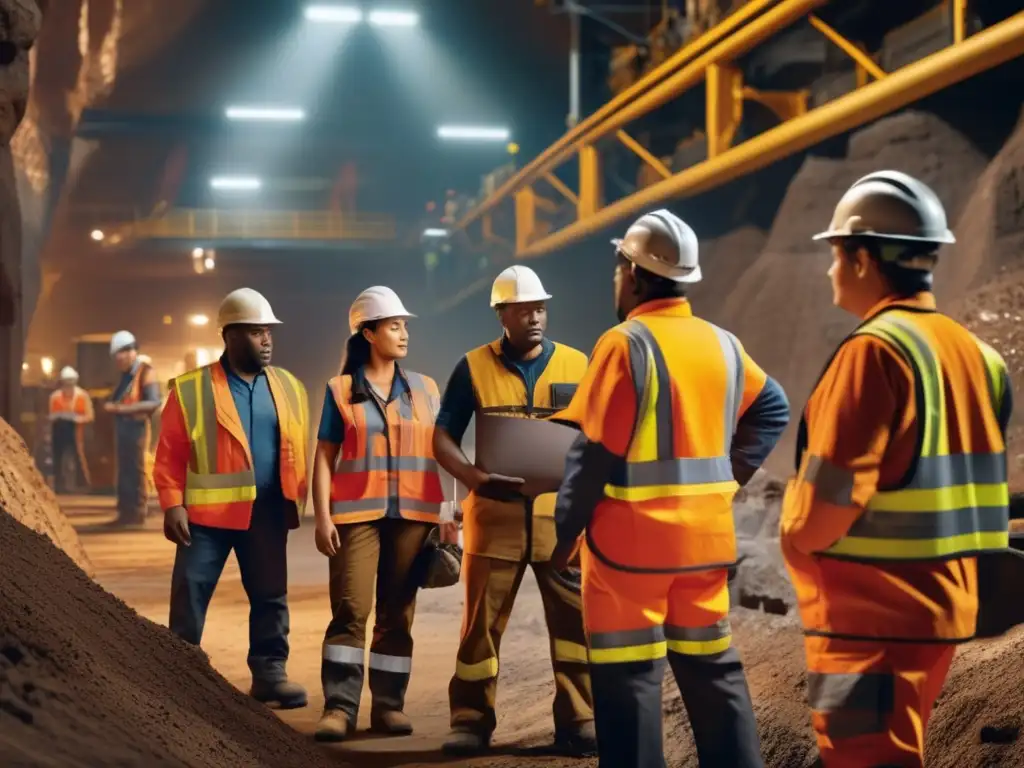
[454,2,1023,258]
[107,208,397,244]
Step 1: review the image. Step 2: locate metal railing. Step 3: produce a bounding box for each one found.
[118,208,397,242]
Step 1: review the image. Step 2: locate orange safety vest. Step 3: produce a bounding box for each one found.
[788,304,1009,641]
[463,338,589,562]
[585,307,746,573]
[49,388,90,417]
[171,362,308,530]
[327,369,444,525]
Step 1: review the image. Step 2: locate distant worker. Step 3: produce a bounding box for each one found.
[312,286,454,742]
[105,330,161,525]
[551,210,789,768]
[154,288,310,709]
[49,365,94,493]
[433,265,596,756]
[781,171,1012,767]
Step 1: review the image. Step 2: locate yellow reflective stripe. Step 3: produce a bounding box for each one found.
[553,639,589,664]
[825,529,1009,559]
[667,636,731,656]
[604,479,738,501]
[455,657,498,682]
[870,482,1008,512]
[976,339,1007,418]
[185,485,258,505]
[589,641,667,664]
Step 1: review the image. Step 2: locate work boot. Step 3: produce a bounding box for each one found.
[249,678,308,710]
[554,721,598,757]
[314,709,355,742]
[442,727,491,755]
[369,708,414,735]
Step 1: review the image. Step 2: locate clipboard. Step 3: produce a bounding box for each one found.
[474,414,582,497]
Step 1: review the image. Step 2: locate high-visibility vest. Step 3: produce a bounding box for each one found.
[49,388,90,417]
[172,362,308,530]
[463,338,588,561]
[327,369,444,525]
[117,361,154,405]
[586,316,745,573]
[815,310,1009,562]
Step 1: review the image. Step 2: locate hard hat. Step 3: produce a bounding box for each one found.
[110,330,136,355]
[813,170,955,245]
[349,286,415,335]
[217,287,282,329]
[59,366,78,382]
[489,265,552,308]
[613,209,701,284]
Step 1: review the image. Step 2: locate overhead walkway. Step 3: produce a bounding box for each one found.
[452,0,1024,258]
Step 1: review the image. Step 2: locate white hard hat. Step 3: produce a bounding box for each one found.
[490,265,552,308]
[613,209,701,284]
[349,286,416,335]
[110,330,137,355]
[59,366,78,382]
[217,287,282,329]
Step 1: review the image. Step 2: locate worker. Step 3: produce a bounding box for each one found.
[433,265,596,757]
[550,209,790,768]
[311,286,454,742]
[49,365,94,493]
[781,171,1012,767]
[153,288,310,710]
[105,330,161,525]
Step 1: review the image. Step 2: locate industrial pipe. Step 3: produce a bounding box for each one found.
[518,11,1024,258]
[456,0,785,229]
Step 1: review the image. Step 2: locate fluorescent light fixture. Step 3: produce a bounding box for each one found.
[210,176,262,191]
[437,125,511,142]
[40,357,54,376]
[90,229,105,241]
[369,9,419,27]
[423,228,448,237]
[191,247,204,258]
[225,106,306,122]
[188,314,210,327]
[304,5,363,22]
[204,256,216,270]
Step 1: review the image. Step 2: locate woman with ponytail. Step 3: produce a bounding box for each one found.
[311,286,452,742]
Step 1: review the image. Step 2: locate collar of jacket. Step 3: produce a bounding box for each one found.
[862,291,937,322]
[627,296,693,321]
[349,363,411,404]
[219,354,267,385]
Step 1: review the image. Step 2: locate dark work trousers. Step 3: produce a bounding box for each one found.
[322,518,432,720]
[169,508,291,683]
[51,420,86,493]
[115,418,149,523]
[591,647,763,768]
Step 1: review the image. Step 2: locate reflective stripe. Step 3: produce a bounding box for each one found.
[185,469,256,489]
[455,657,498,682]
[323,644,364,665]
[184,468,256,505]
[553,639,590,664]
[588,626,667,665]
[269,367,302,424]
[807,671,893,739]
[976,339,1007,420]
[332,497,442,516]
[368,652,412,674]
[335,456,439,474]
[820,313,1009,562]
[605,320,743,502]
[665,619,731,656]
[803,455,855,506]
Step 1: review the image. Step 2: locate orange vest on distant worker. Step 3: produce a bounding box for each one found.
[462,339,589,562]
[49,388,90,417]
[327,369,444,525]
[171,362,309,530]
[584,300,750,573]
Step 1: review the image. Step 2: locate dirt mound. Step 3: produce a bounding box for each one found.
[0,417,92,576]
[724,111,990,475]
[0,511,343,768]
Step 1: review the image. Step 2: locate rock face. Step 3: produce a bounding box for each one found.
[0,0,41,426]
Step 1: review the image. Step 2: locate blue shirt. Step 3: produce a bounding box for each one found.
[317,366,410,518]
[221,356,283,506]
[435,337,555,443]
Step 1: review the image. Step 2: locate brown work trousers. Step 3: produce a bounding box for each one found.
[449,553,594,735]
[322,518,431,720]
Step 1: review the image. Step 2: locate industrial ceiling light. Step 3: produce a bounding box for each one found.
[304,4,363,22]
[437,125,511,142]
[210,176,262,191]
[188,314,210,327]
[90,228,105,241]
[423,227,448,237]
[191,246,205,258]
[225,106,306,122]
[369,9,419,27]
